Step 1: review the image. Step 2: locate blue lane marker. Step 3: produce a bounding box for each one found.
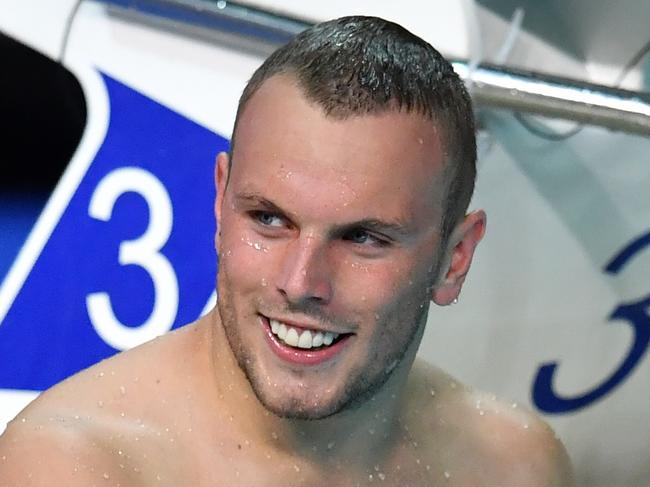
[0,73,226,391]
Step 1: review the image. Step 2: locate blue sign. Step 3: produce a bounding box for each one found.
[533,229,650,413]
[0,73,226,391]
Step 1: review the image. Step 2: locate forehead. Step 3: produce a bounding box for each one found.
[230,76,447,224]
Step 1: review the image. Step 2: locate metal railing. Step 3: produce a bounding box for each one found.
[98,0,650,136]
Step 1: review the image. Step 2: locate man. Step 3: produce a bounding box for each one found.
[0,16,572,486]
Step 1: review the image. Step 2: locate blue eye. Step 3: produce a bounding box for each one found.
[344,229,387,247]
[253,211,284,227]
[348,230,370,244]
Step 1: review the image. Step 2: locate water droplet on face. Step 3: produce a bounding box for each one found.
[261,278,268,287]
[512,402,518,408]
[103,472,110,480]
[378,472,386,481]
[327,441,335,450]
[120,386,126,395]
[430,389,436,397]
[444,470,451,479]
[241,237,268,252]
[293,465,300,472]
[97,401,104,408]
[523,423,529,429]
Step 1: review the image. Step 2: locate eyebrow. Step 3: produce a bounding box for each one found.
[343,218,412,238]
[234,191,413,238]
[235,192,286,213]
[232,191,299,225]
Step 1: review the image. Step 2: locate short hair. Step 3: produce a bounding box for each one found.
[230,16,476,243]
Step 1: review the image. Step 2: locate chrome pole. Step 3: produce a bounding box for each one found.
[98,0,650,136]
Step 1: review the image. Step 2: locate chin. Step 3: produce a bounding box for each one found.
[243,364,346,420]
[259,396,341,421]
[246,356,397,421]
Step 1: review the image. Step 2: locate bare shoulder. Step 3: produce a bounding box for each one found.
[458,389,574,487]
[406,359,574,487]
[0,410,129,486]
[0,320,209,486]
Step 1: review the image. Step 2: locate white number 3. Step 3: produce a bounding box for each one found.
[86,167,179,350]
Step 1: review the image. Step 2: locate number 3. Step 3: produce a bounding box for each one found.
[86,167,178,350]
[533,230,650,413]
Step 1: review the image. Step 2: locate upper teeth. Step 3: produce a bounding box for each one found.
[270,319,339,349]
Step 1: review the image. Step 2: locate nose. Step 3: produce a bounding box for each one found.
[275,235,333,306]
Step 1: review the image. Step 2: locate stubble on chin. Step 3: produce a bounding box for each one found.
[214,263,431,421]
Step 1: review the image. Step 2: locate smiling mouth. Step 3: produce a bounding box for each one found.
[260,314,354,365]
[268,318,347,350]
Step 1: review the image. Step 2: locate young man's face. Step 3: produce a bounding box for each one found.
[215,75,458,419]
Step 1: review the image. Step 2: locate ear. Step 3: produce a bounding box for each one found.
[214,151,230,250]
[432,210,486,306]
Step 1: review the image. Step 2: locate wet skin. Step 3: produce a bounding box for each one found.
[214,74,467,421]
[0,75,573,486]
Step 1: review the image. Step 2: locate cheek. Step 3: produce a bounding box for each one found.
[335,257,427,314]
[219,223,274,291]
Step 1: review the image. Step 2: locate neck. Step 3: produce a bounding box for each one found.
[204,308,423,470]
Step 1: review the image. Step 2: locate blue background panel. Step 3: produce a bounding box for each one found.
[0,73,227,390]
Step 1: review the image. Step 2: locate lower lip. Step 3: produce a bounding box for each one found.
[261,316,352,366]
